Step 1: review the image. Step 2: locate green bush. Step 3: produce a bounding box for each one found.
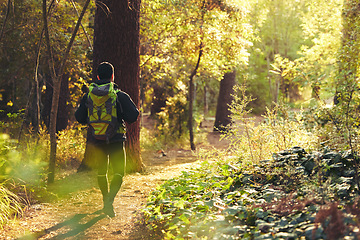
[56,124,86,168]
[226,85,319,164]
[0,110,25,138]
[155,92,189,148]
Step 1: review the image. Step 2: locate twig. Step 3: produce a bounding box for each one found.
[69,0,93,50]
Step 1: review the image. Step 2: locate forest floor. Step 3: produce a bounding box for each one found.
[0,117,230,240]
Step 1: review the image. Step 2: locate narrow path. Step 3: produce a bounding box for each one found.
[1,149,205,239]
[1,119,229,239]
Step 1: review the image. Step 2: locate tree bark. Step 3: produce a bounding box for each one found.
[203,84,208,116]
[188,42,203,151]
[214,70,236,132]
[93,0,143,172]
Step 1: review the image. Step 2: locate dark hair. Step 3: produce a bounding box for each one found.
[97,62,114,80]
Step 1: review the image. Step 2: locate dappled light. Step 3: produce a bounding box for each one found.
[2,0,360,239]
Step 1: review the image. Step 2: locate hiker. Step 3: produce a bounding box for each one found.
[75,62,139,217]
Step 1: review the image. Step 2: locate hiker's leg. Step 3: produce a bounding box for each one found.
[90,143,109,204]
[107,141,126,205]
[77,131,93,172]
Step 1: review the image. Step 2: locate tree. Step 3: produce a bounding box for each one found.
[244,0,307,111]
[292,0,341,102]
[214,70,236,132]
[0,0,93,140]
[93,0,143,172]
[43,0,91,183]
[334,0,360,105]
[140,0,252,149]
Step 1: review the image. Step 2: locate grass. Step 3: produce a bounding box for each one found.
[0,183,23,226]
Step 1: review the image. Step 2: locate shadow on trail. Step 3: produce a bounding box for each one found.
[16,210,106,240]
[47,171,98,198]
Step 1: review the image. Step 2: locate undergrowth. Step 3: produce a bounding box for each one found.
[143,146,360,239]
[143,85,360,239]
[0,124,86,226]
[226,86,319,164]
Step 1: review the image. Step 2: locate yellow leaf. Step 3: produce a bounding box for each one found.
[7,101,13,107]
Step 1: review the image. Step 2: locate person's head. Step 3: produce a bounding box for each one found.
[97,62,114,82]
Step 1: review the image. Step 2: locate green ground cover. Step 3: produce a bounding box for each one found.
[144,146,360,239]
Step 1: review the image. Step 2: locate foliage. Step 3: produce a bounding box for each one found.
[144,146,360,239]
[156,88,188,140]
[0,0,93,118]
[140,0,253,117]
[0,183,23,226]
[0,130,48,186]
[241,0,343,113]
[242,0,311,112]
[0,133,34,225]
[0,110,25,137]
[226,85,319,163]
[0,123,86,226]
[56,124,86,168]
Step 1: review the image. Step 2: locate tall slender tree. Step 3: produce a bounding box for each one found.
[93,0,143,172]
[44,0,91,184]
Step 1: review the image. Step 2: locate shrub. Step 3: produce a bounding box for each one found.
[156,92,188,141]
[226,85,319,164]
[56,124,86,168]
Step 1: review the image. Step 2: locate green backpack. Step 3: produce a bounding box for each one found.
[87,82,125,142]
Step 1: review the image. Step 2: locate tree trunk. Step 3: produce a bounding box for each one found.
[57,73,69,131]
[188,73,196,150]
[203,84,208,116]
[188,42,203,151]
[93,0,143,172]
[214,70,236,132]
[42,74,69,132]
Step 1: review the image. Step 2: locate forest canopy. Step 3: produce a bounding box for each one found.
[0,0,346,131]
[4,0,360,238]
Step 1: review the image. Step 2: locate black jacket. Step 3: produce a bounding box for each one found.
[75,80,139,143]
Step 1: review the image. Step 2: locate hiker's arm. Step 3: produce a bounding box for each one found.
[75,94,88,124]
[117,92,139,124]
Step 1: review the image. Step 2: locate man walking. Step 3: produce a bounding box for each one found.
[75,62,139,217]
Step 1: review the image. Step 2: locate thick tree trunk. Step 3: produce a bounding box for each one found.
[93,0,143,172]
[214,70,236,132]
[57,73,69,131]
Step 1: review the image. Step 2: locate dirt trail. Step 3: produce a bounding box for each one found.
[1,120,229,240]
